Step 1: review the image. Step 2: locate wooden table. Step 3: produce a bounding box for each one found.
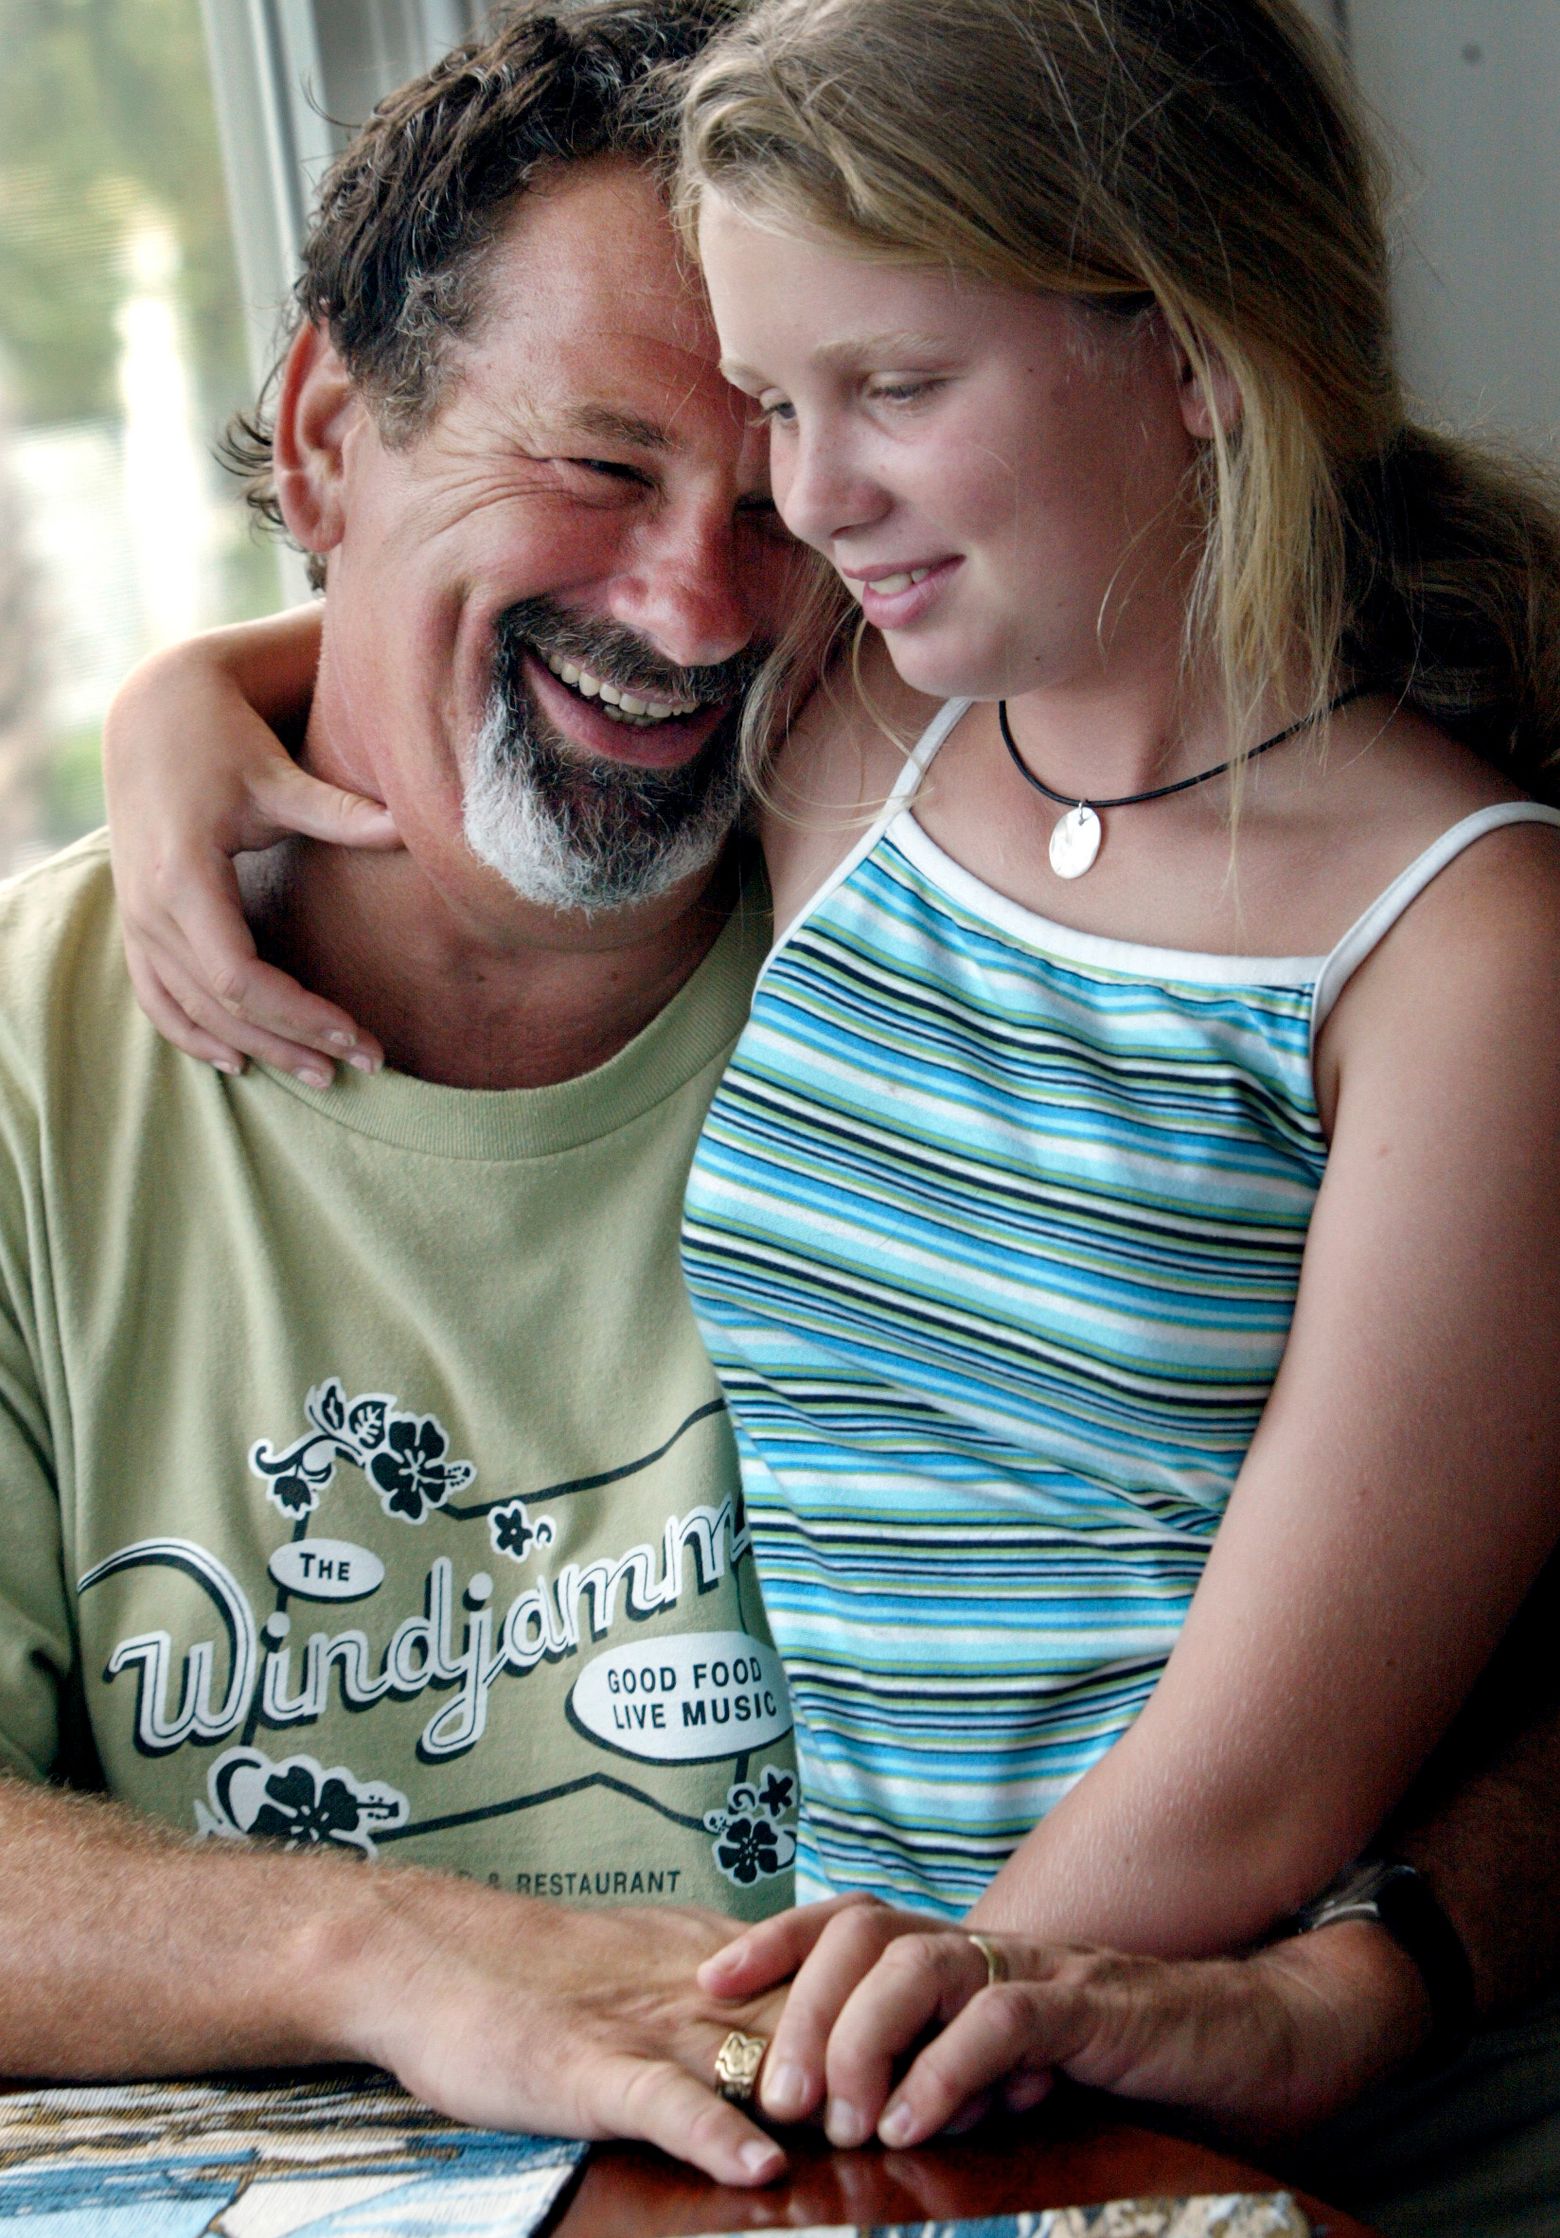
[554,2098,1381,2235]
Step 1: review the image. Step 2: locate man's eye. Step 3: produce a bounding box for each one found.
[569,458,649,485]
[737,495,794,540]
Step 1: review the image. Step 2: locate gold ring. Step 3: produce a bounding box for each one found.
[714,2028,769,2103]
[967,1931,1009,1988]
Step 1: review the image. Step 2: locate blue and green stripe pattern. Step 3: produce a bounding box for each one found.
[682,735,1337,1913]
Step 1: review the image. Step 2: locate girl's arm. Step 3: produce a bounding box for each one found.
[708,820,1560,2136]
[103,606,397,1081]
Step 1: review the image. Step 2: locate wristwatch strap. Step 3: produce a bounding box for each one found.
[1293,1859,1476,2070]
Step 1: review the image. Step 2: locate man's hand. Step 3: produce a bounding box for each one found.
[0,1779,786,2186]
[330,1873,788,2183]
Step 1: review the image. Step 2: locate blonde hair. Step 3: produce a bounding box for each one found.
[678,0,1560,797]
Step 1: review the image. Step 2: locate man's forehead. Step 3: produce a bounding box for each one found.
[479,157,712,356]
[441,170,753,465]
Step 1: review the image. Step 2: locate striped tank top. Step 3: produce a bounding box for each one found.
[682,697,1560,1912]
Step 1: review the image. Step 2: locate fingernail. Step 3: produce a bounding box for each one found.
[763,2060,806,2118]
[879,2099,914,2145]
[213,1058,243,1078]
[826,2099,868,2148]
[345,1050,380,1074]
[328,1030,357,1051]
[296,1064,331,1090]
[739,2139,784,2181]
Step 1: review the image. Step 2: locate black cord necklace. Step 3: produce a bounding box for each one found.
[998,683,1370,880]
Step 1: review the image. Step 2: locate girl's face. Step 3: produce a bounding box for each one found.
[699,197,1212,706]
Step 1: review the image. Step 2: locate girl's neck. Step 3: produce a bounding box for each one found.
[993,663,1262,807]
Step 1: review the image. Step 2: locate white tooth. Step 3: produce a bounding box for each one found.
[578,674,600,698]
[561,661,581,685]
[598,680,622,706]
[544,652,564,676]
[909,567,931,584]
[876,572,913,595]
[601,703,624,722]
[619,693,647,716]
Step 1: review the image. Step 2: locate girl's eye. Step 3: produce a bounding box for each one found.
[868,379,939,408]
[754,396,797,428]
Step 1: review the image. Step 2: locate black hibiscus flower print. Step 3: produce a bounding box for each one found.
[706,1765,798,1887]
[715,1814,787,1886]
[368,1413,469,1523]
[250,1380,476,1523]
[199,1748,409,1859]
[250,1764,367,1847]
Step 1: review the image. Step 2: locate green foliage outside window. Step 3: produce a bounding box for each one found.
[0,0,250,437]
[0,0,279,854]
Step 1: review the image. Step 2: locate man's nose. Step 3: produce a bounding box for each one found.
[610,505,755,672]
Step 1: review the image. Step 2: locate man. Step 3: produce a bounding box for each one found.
[0,0,806,2186]
[14,2,1560,2221]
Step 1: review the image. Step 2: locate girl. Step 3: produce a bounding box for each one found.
[104,0,1560,2160]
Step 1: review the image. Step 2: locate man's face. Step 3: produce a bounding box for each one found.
[307,158,801,920]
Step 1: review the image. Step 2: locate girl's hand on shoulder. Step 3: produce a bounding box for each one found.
[103,609,399,1083]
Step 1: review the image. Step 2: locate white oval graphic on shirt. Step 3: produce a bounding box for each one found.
[268,1539,385,1601]
[569,1632,791,1764]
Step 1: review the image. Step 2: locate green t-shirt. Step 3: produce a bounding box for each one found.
[0,836,795,1915]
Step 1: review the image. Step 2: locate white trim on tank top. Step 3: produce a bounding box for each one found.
[761,695,1560,1070]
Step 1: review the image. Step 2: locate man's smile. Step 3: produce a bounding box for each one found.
[497,596,765,776]
[524,653,729,770]
[537,652,701,726]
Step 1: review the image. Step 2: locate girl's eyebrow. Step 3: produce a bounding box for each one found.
[813,330,952,367]
[721,332,956,387]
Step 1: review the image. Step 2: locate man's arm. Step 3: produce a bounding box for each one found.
[0,1773,787,2185]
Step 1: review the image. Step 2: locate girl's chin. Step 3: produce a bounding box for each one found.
[875,632,1008,705]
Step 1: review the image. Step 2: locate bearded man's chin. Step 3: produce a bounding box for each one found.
[461,693,740,913]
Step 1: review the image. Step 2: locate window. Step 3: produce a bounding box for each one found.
[0,0,484,871]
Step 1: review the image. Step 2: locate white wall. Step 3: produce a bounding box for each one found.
[1343,0,1560,443]
[209,0,1558,456]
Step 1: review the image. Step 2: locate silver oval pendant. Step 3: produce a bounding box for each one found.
[1049,803,1102,880]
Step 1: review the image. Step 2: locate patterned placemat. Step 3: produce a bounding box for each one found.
[0,2073,586,2234]
[698,2199,1311,2238]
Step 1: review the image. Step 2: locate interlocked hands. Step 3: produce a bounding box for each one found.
[697,1892,1432,2155]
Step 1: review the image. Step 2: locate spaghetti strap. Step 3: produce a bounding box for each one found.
[767,697,970,956]
[1312,800,1560,1047]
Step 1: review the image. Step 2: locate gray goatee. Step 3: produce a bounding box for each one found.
[462,600,761,912]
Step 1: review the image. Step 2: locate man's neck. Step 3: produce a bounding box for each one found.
[241,836,737,1091]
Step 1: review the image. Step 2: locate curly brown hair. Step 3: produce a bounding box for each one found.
[222,0,740,565]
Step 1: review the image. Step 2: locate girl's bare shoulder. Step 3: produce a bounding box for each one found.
[758,630,942,913]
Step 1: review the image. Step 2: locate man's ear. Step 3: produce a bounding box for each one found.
[1166,324,1243,441]
[273,322,363,555]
